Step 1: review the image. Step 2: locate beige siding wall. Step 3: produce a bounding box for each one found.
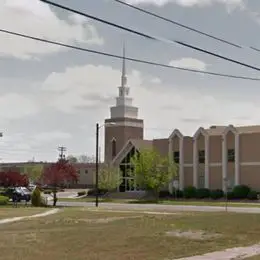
[240,133,260,162]
[184,167,193,187]
[209,135,222,163]
[77,167,95,187]
[209,166,222,189]
[183,137,193,164]
[153,138,169,158]
[197,133,205,150]
[240,165,260,191]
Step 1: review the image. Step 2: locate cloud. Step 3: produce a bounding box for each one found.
[0,93,39,120]
[169,58,208,71]
[150,77,162,84]
[125,0,245,8]
[31,131,72,144]
[0,0,103,60]
[40,63,260,138]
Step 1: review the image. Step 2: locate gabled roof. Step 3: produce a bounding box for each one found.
[112,139,153,165]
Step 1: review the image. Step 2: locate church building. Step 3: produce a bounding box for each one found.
[103,47,260,193]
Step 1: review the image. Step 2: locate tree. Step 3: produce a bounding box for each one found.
[23,164,43,183]
[41,160,78,206]
[0,170,29,187]
[98,164,122,191]
[67,154,95,163]
[130,148,177,200]
[67,155,78,164]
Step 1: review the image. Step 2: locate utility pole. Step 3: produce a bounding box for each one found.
[58,146,67,161]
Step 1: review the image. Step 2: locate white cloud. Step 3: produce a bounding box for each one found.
[169,58,208,71]
[0,0,103,60]
[41,63,260,138]
[0,93,39,120]
[150,77,162,84]
[125,0,244,8]
[31,131,72,144]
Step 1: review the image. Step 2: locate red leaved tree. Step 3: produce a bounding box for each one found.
[42,159,78,206]
[0,170,29,187]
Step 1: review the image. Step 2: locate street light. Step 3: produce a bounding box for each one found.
[95,122,115,207]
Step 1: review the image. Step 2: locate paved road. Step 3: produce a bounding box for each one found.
[56,201,260,214]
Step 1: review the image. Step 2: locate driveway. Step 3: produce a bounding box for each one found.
[56,201,260,214]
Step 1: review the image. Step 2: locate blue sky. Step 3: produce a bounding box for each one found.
[0,0,260,162]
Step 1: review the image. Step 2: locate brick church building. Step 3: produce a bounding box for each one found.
[103,47,260,192]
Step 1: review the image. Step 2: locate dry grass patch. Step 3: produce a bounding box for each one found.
[0,208,260,260]
[0,207,49,220]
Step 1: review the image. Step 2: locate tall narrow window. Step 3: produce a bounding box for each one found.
[173,151,180,164]
[227,149,235,162]
[198,150,205,164]
[112,139,116,158]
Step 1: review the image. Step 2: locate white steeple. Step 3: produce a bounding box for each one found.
[110,45,139,119]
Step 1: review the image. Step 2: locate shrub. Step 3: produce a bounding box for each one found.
[196,188,210,199]
[183,186,197,199]
[210,189,224,200]
[159,191,172,198]
[43,190,52,195]
[232,185,251,199]
[0,195,9,205]
[226,191,235,200]
[77,191,86,197]
[31,187,42,207]
[87,188,108,196]
[172,189,183,199]
[247,191,258,200]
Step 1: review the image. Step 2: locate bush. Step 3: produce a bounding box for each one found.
[247,191,258,200]
[183,186,197,199]
[31,187,42,207]
[43,190,52,195]
[232,185,251,199]
[0,195,9,205]
[87,188,108,196]
[77,191,86,197]
[210,189,224,200]
[226,191,235,200]
[196,188,210,199]
[159,191,172,198]
[172,189,183,199]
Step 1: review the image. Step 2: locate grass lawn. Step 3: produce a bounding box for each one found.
[0,208,260,260]
[57,197,260,207]
[0,207,49,220]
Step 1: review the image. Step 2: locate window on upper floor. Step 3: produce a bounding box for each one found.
[112,139,117,158]
[173,151,180,164]
[85,169,88,174]
[198,150,205,164]
[227,149,235,162]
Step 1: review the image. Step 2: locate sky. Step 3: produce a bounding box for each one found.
[1,0,260,162]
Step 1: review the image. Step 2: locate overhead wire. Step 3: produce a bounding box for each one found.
[112,0,259,52]
[40,0,260,72]
[0,29,259,81]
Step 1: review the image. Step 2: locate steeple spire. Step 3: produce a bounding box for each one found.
[121,43,127,88]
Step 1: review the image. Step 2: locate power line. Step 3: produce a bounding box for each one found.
[0,29,259,81]
[112,0,258,52]
[58,146,67,160]
[40,0,260,72]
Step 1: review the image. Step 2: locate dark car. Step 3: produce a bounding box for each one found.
[2,187,31,202]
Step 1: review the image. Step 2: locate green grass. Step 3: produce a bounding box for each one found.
[0,208,260,260]
[57,197,260,207]
[0,206,49,219]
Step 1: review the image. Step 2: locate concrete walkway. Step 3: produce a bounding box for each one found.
[176,244,260,260]
[0,208,60,224]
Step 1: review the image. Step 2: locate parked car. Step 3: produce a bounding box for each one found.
[2,187,31,202]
